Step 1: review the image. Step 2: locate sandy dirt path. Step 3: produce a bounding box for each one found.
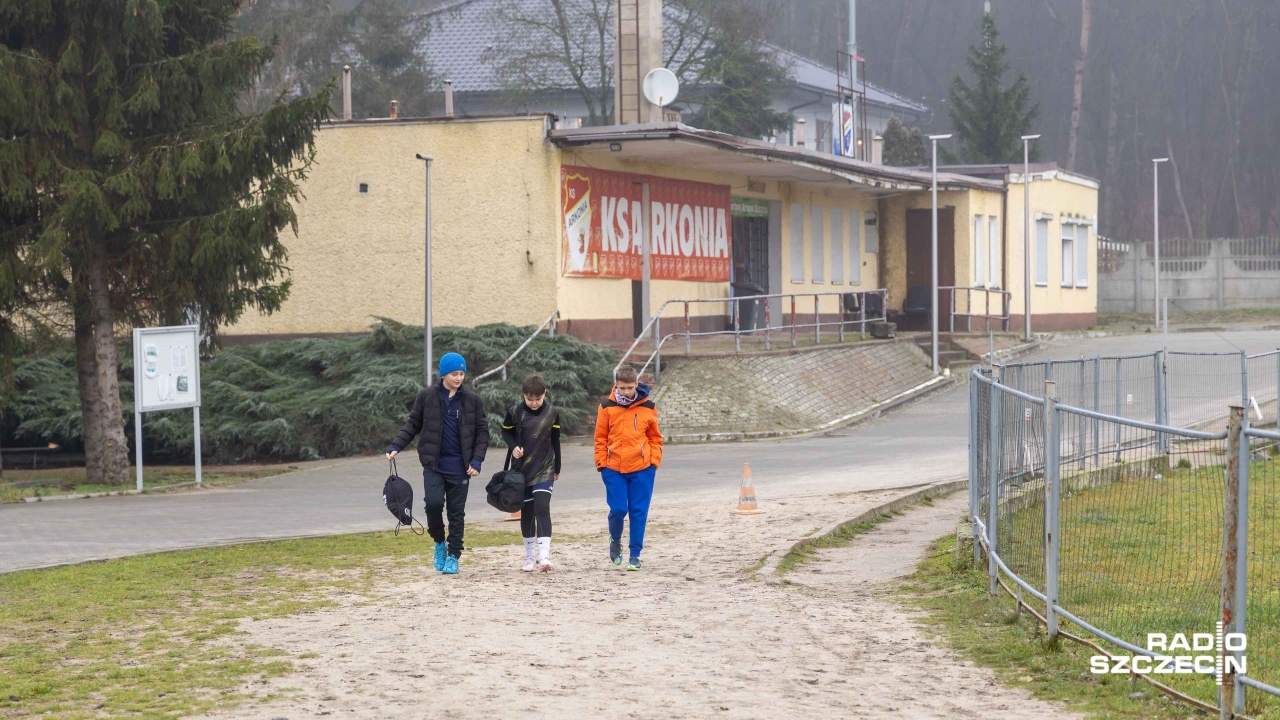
[196,488,1079,720]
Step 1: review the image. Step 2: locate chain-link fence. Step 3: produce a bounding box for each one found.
[970,351,1280,718]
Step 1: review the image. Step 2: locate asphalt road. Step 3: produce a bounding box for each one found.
[1,329,1274,573]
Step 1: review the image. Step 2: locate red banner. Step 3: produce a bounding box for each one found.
[561,165,732,281]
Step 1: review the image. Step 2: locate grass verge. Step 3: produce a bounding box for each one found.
[0,463,302,503]
[903,535,1217,720]
[775,509,902,576]
[0,528,522,719]
[1097,306,1280,328]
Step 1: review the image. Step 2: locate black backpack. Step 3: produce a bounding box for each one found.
[486,405,527,513]
[383,458,423,535]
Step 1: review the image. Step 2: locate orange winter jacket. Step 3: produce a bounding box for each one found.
[594,391,663,474]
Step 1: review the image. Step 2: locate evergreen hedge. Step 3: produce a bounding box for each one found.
[4,320,617,464]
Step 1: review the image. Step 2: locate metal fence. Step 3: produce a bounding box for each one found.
[970,350,1280,717]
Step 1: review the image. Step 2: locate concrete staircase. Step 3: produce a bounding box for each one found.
[910,335,975,372]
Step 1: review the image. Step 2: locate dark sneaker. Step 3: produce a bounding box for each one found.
[627,557,642,571]
[609,539,623,566]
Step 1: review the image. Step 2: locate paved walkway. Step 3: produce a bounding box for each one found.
[1,329,1270,573]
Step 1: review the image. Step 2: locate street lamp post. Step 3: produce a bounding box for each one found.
[928,133,952,375]
[1152,157,1168,326]
[1021,134,1040,341]
[416,153,434,387]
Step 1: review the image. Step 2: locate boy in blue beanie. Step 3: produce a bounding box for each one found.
[387,352,489,575]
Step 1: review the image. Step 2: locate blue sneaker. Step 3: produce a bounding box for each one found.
[434,542,448,571]
[442,555,459,575]
[609,539,623,566]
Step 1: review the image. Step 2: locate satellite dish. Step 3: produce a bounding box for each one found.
[642,68,680,107]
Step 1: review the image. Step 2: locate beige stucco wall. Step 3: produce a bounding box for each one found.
[879,189,973,313]
[555,152,884,327]
[1005,174,1099,321]
[777,184,882,316]
[224,116,561,337]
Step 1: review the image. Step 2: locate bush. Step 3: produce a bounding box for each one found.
[4,320,617,464]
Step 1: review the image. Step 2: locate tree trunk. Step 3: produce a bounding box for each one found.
[73,241,131,486]
[1102,69,1119,229]
[1165,136,1195,241]
[1066,0,1091,172]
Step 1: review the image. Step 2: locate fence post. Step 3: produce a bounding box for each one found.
[1155,352,1167,456]
[1114,358,1124,461]
[838,294,845,343]
[1044,380,1061,642]
[684,302,691,356]
[733,298,741,354]
[815,295,821,345]
[987,383,1001,596]
[1093,357,1102,467]
[763,300,771,351]
[1234,400,1250,716]
[969,378,979,564]
[860,294,867,340]
[790,296,797,348]
[1221,405,1244,720]
[654,316,661,382]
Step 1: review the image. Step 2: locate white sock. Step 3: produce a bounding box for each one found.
[537,537,551,563]
[523,537,536,561]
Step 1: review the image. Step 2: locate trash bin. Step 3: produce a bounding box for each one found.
[731,281,765,330]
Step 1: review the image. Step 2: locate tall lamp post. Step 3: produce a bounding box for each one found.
[1021,134,1040,341]
[1152,157,1168,326]
[416,153,434,387]
[927,133,952,375]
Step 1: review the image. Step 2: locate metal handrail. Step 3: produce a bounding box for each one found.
[472,310,561,385]
[614,289,889,380]
[940,285,1012,333]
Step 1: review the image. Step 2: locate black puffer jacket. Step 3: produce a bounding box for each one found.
[391,384,490,472]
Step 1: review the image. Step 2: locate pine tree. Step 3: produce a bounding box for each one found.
[687,1,792,139]
[945,10,1039,164]
[882,117,927,166]
[0,0,331,484]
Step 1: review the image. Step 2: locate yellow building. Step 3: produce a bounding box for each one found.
[224,115,1099,344]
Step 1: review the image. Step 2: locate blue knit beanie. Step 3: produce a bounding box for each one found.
[438,352,467,378]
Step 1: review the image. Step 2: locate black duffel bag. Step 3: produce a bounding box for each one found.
[486,448,526,514]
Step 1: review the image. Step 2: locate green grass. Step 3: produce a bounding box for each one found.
[776,509,902,576]
[903,536,1212,720]
[915,460,1280,718]
[1097,306,1280,328]
[0,528,522,719]
[0,464,292,503]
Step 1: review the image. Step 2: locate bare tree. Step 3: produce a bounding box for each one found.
[1066,0,1090,171]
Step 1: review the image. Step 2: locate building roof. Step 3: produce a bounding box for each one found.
[936,162,1101,189]
[548,123,1003,193]
[423,0,928,117]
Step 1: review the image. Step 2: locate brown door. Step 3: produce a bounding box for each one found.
[905,208,955,328]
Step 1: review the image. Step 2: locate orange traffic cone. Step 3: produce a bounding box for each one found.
[732,463,765,516]
[504,509,522,522]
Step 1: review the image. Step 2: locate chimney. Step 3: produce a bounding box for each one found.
[390,99,399,119]
[872,134,883,164]
[444,79,454,117]
[795,118,806,148]
[613,0,664,125]
[342,65,352,121]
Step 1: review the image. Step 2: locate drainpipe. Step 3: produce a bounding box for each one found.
[342,65,352,121]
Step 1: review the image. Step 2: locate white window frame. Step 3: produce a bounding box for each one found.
[790,203,805,283]
[1034,215,1050,286]
[848,209,862,285]
[810,205,825,283]
[1060,219,1074,287]
[1075,222,1089,287]
[973,215,986,287]
[829,208,844,284]
[989,215,1001,289]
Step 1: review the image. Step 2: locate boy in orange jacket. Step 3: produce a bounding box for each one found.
[594,364,663,571]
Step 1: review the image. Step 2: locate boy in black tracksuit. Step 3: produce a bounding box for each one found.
[386,352,489,575]
[502,374,561,572]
